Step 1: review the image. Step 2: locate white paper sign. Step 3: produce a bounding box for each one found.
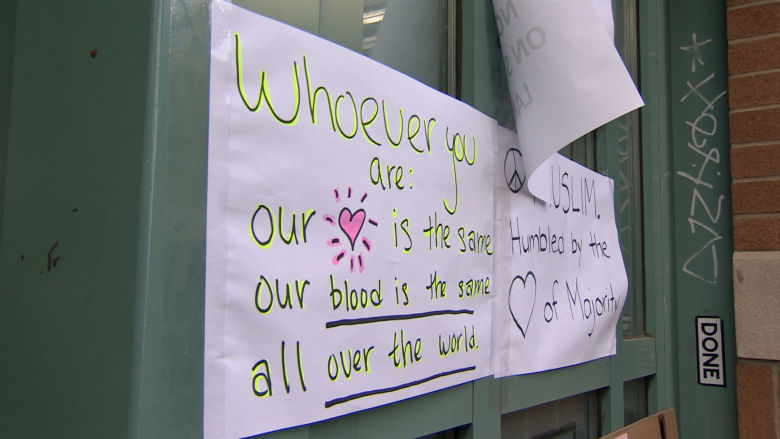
[205,3,495,437]
[589,0,615,40]
[696,317,725,387]
[492,127,627,376]
[492,0,644,200]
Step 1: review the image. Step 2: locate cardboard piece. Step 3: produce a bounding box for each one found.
[599,408,679,439]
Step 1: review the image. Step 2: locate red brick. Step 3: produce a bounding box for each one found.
[730,107,780,143]
[729,0,765,6]
[734,217,780,250]
[737,363,776,439]
[732,179,780,213]
[732,144,780,177]
[728,4,780,40]
[729,36,780,74]
[730,72,780,108]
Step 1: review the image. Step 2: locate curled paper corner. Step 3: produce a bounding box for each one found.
[526,159,552,203]
[589,0,615,41]
[493,0,644,202]
[493,125,555,203]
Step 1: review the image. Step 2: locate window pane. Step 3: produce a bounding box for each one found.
[236,0,453,93]
[559,132,596,170]
[623,377,648,426]
[611,0,645,337]
[500,392,599,439]
[361,0,450,92]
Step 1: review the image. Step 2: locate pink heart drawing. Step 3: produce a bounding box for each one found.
[338,207,366,251]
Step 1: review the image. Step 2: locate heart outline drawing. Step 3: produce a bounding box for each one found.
[508,271,537,339]
[338,207,366,251]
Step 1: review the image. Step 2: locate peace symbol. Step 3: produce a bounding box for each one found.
[504,148,526,193]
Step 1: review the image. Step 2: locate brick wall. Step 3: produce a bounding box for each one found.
[727,0,780,438]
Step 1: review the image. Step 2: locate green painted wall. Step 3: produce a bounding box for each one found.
[669,0,737,437]
[0,0,17,239]
[126,0,210,436]
[0,0,152,436]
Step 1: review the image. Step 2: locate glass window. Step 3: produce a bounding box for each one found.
[361,0,452,92]
[236,0,456,93]
[500,392,599,439]
[623,377,648,426]
[610,0,645,339]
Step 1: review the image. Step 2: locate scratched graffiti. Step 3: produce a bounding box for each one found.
[676,33,727,284]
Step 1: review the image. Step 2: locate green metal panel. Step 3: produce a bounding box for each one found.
[128,0,209,437]
[501,359,611,416]
[0,0,16,237]
[619,338,657,382]
[637,0,679,420]
[306,383,473,439]
[0,0,153,437]
[668,0,737,437]
[462,377,502,439]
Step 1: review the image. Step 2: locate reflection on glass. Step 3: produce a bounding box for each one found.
[623,377,648,426]
[500,392,598,439]
[493,40,518,131]
[615,109,644,338]
[235,0,452,93]
[559,133,596,170]
[612,0,645,338]
[367,0,448,91]
[417,429,459,439]
[361,1,388,55]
